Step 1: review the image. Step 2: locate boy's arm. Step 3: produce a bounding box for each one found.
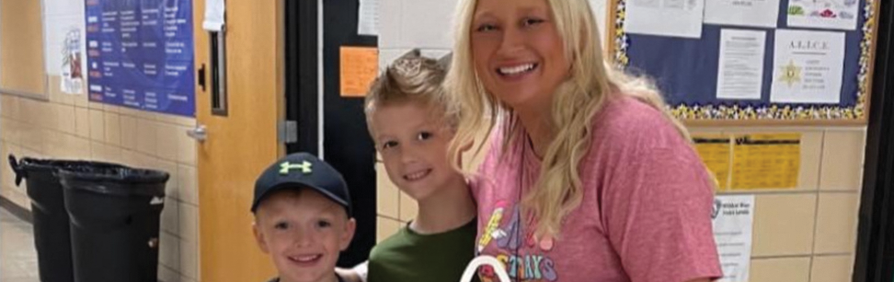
[336,261,368,282]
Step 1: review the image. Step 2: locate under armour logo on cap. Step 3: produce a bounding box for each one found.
[280,160,313,175]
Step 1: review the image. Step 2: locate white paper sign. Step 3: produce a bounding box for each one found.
[203,0,226,32]
[712,195,755,282]
[717,29,767,100]
[704,0,780,28]
[42,0,87,83]
[624,0,705,38]
[61,28,84,94]
[770,29,846,104]
[358,0,379,36]
[787,0,860,31]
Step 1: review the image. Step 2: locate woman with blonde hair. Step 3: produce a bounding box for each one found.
[447,0,723,281]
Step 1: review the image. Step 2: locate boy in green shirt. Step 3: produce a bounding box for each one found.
[343,50,478,282]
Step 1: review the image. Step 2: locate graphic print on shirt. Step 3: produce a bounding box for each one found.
[477,201,559,282]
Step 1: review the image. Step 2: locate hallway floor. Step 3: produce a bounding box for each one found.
[0,207,39,282]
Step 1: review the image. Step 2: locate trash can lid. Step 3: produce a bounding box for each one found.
[9,155,126,186]
[58,165,170,197]
[18,158,124,172]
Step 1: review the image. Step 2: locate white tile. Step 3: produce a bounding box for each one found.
[176,125,196,165]
[75,107,91,138]
[40,131,64,158]
[750,257,811,282]
[157,160,180,200]
[136,109,158,121]
[752,194,817,256]
[158,265,181,282]
[376,163,399,218]
[0,118,18,144]
[377,216,402,243]
[161,198,180,234]
[820,130,866,191]
[180,239,198,279]
[103,104,121,114]
[420,49,452,60]
[137,119,158,156]
[811,255,855,282]
[814,193,861,254]
[378,0,403,48]
[156,123,180,161]
[179,203,198,243]
[56,104,76,134]
[159,232,181,272]
[119,115,138,150]
[156,114,195,127]
[400,0,457,49]
[1,94,20,120]
[0,143,11,190]
[178,165,198,205]
[89,109,105,142]
[13,188,31,208]
[120,149,158,170]
[104,112,121,146]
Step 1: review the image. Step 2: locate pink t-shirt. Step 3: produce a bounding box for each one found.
[473,96,722,282]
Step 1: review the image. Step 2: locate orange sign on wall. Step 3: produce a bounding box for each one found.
[340,46,379,97]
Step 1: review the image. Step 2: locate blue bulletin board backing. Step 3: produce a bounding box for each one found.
[85,0,195,117]
[611,0,879,124]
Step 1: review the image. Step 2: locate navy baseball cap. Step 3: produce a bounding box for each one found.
[251,152,352,216]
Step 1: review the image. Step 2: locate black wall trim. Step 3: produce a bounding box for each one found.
[854,1,894,281]
[320,0,377,267]
[0,195,33,223]
[286,0,320,155]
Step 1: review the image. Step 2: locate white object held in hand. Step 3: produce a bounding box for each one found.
[460,255,511,282]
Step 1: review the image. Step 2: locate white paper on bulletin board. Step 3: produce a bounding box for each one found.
[704,0,780,28]
[358,0,379,36]
[712,195,755,282]
[787,0,860,31]
[42,0,87,94]
[624,0,705,38]
[770,29,846,104]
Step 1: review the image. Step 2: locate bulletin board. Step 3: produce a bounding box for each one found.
[0,0,48,99]
[85,0,196,117]
[609,0,881,125]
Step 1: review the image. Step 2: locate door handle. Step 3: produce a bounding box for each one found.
[198,64,206,92]
[186,125,207,142]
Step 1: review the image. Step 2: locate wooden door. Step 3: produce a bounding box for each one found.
[193,0,284,280]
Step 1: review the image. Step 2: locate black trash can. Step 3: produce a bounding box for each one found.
[8,156,124,282]
[59,163,169,282]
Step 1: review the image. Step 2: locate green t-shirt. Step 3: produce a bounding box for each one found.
[368,218,478,282]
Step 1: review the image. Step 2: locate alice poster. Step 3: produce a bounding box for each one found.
[770,29,846,104]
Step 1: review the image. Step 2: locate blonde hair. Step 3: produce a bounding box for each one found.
[365,50,456,133]
[446,0,691,238]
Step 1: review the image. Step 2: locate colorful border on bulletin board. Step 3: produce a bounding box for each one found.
[611,0,879,124]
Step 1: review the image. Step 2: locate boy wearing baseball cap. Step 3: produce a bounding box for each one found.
[252,152,356,282]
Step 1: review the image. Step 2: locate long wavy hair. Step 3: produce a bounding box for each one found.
[445,0,691,238]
